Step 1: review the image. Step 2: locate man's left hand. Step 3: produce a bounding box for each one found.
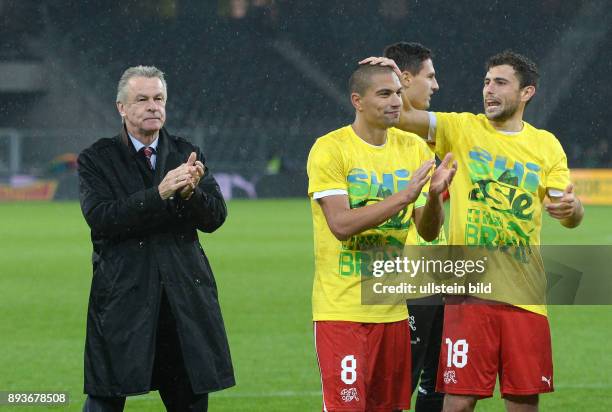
[545,184,580,220]
[179,152,206,200]
[428,153,457,197]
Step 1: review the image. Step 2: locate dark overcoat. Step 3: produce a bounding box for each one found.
[78,126,235,396]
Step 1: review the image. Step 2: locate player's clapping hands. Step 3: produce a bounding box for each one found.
[404,159,435,204]
[429,153,458,197]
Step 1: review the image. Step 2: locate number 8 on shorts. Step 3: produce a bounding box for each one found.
[340,355,357,384]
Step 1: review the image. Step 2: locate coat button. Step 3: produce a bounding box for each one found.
[139,241,144,247]
[194,278,201,286]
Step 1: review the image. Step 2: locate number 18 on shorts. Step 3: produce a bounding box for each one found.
[437,303,554,397]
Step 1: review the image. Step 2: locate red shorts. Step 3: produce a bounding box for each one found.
[436,298,554,397]
[314,320,412,412]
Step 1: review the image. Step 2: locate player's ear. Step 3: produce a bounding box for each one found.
[401,71,412,87]
[351,92,363,111]
[521,85,536,103]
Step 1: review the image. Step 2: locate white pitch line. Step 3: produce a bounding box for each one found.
[215,390,322,398]
[120,385,612,402]
[555,383,612,389]
[124,390,322,401]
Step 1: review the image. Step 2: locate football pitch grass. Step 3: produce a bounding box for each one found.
[1,200,611,411]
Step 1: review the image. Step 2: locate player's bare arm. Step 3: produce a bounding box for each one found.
[318,159,434,241]
[546,184,584,228]
[359,56,432,140]
[414,153,457,241]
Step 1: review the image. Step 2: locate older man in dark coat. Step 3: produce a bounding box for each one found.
[78,66,235,412]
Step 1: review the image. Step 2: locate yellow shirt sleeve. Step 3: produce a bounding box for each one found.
[307,138,347,196]
[545,139,570,191]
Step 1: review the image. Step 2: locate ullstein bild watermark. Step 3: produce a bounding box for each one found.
[371,280,492,295]
[359,245,612,306]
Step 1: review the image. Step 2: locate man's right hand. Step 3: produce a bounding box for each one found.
[158,162,197,200]
[403,159,435,204]
[358,56,402,78]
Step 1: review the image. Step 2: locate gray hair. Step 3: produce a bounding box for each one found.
[116,65,167,103]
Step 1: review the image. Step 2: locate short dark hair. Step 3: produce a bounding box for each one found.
[383,42,433,75]
[349,64,395,95]
[486,50,539,89]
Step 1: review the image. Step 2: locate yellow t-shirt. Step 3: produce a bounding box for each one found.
[307,125,431,322]
[433,112,570,315]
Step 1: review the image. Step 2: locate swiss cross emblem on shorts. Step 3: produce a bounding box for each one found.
[340,387,359,402]
[443,370,458,384]
[408,315,416,331]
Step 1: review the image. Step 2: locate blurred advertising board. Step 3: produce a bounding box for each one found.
[572,169,612,205]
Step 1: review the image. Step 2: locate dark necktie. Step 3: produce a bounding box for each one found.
[142,146,155,170]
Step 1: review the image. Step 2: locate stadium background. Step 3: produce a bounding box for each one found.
[1,1,611,411]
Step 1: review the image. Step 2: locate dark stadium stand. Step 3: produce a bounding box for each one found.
[1,1,610,179]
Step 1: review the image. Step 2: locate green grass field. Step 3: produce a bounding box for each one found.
[1,201,611,411]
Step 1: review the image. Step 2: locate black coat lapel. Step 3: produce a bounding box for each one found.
[155,128,183,185]
[114,127,147,194]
